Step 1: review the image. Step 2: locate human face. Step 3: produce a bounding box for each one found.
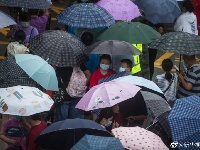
[100,59,110,66]
[21,21,30,28]
[100,59,110,71]
[157,27,164,34]
[120,62,131,73]
[112,104,119,114]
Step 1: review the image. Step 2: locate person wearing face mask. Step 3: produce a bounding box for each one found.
[89,54,116,88]
[177,55,200,98]
[6,12,39,44]
[97,108,113,128]
[0,116,29,150]
[119,59,133,73]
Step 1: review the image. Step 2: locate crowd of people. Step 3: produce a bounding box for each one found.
[0,0,200,149]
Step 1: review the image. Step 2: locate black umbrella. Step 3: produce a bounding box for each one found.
[35,119,113,150]
[29,30,88,67]
[0,57,43,90]
[0,0,51,9]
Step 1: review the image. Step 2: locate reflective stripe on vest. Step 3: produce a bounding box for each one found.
[131,44,142,74]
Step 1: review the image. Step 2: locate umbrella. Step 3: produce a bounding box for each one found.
[134,0,181,24]
[56,3,115,29]
[112,127,169,150]
[115,75,163,94]
[96,0,141,21]
[0,56,43,90]
[15,54,58,91]
[141,91,171,118]
[168,96,200,145]
[0,10,16,28]
[75,80,141,111]
[96,22,161,44]
[35,119,112,150]
[71,134,124,150]
[0,0,51,9]
[149,32,200,55]
[85,40,142,55]
[0,86,54,116]
[29,30,88,67]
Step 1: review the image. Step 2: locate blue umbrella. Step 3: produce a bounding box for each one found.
[134,0,181,24]
[15,54,58,91]
[35,119,112,150]
[71,134,124,150]
[168,96,200,148]
[56,3,115,29]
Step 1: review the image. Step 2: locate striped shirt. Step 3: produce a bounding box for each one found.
[177,64,200,98]
[155,73,178,101]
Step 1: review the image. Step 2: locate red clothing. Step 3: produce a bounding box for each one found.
[107,113,122,132]
[192,0,200,35]
[46,90,53,98]
[27,121,47,150]
[89,69,115,88]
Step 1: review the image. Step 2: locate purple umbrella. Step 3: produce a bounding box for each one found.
[96,0,141,21]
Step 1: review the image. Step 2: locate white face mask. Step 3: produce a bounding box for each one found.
[119,67,126,72]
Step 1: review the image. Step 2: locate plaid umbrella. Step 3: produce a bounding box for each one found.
[140,91,171,118]
[35,119,112,150]
[149,32,200,55]
[71,135,123,150]
[0,0,51,9]
[0,57,45,91]
[84,40,142,55]
[96,22,161,44]
[29,30,88,67]
[56,3,115,29]
[0,10,16,28]
[168,96,200,147]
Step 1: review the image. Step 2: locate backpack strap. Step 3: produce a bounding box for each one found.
[29,27,35,40]
[163,74,174,94]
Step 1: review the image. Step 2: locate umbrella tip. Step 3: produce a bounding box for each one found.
[46,58,49,62]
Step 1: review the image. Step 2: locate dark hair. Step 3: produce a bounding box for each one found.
[121,59,133,69]
[162,59,173,82]
[14,30,26,43]
[30,113,41,121]
[100,54,112,64]
[155,23,164,29]
[98,108,113,122]
[20,12,31,22]
[183,54,195,61]
[28,9,39,16]
[52,27,62,30]
[80,31,93,46]
[182,0,194,12]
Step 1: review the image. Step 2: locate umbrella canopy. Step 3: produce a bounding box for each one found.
[134,0,181,24]
[35,119,112,150]
[112,127,169,150]
[56,3,115,29]
[0,10,16,28]
[168,96,200,144]
[71,134,124,150]
[149,32,200,55]
[0,57,43,90]
[115,75,163,94]
[29,30,88,67]
[0,0,51,9]
[141,91,171,118]
[96,22,161,44]
[15,54,58,91]
[85,40,142,55]
[96,0,141,21]
[0,86,54,116]
[75,80,141,111]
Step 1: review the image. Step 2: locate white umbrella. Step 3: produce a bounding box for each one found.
[0,86,54,116]
[0,10,16,28]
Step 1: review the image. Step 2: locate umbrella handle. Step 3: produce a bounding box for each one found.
[179,54,181,73]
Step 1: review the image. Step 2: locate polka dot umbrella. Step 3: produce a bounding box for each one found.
[112,127,169,150]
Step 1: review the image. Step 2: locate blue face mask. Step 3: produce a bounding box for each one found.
[13,115,22,122]
[119,67,126,72]
[21,22,30,28]
[105,121,112,127]
[100,64,110,71]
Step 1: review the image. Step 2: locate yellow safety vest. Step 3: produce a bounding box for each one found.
[131,44,142,74]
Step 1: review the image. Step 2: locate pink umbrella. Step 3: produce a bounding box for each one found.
[75,80,141,111]
[96,0,141,21]
[112,127,169,150]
